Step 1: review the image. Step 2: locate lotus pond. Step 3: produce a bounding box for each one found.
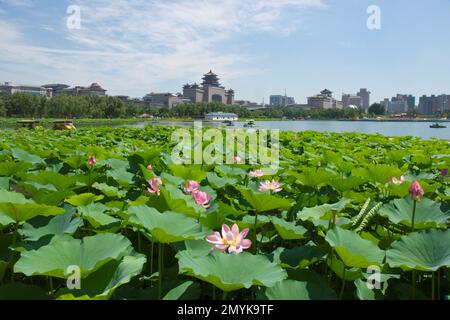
[0,126,449,300]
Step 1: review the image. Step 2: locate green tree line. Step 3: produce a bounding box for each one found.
[0,92,364,119]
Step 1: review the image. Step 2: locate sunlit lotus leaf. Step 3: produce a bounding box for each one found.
[19,211,83,241]
[127,206,206,243]
[92,182,127,198]
[325,227,385,268]
[10,148,45,165]
[352,164,403,185]
[379,197,449,229]
[0,162,32,176]
[78,203,120,228]
[14,233,133,278]
[297,198,350,222]
[149,184,204,219]
[386,229,450,271]
[168,165,206,182]
[65,193,104,207]
[107,168,135,186]
[177,251,287,292]
[56,255,146,300]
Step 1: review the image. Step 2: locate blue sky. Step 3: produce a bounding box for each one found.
[0,0,449,104]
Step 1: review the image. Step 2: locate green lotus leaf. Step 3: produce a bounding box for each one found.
[215,165,247,178]
[177,251,287,292]
[238,187,292,212]
[19,211,83,241]
[297,198,350,222]
[168,165,207,182]
[264,279,336,300]
[386,229,450,271]
[92,182,126,198]
[0,202,65,223]
[10,148,45,165]
[296,168,336,187]
[379,197,449,228]
[352,164,403,185]
[33,189,75,206]
[0,177,8,190]
[17,171,78,191]
[271,217,307,240]
[14,233,133,278]
[56,255,146,300]
[149,184,204,219]
[206,172,237,189]
[78,203,120,228]
[230,214,271,229]
[354,279,386,300]
[0,162,32,176]
[270,246,325,269]
[329,176,367,192]
[107,168,135,186]
[325,227,385,268]
[65,193,104,207]
[162,281,201,300]
[0,189,31,204]
[127,206,206,243]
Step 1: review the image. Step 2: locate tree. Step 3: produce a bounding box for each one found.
[368,103,385,115]
[0,97,6,117]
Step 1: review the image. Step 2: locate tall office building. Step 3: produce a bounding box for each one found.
[270,94,295,107]
[357,88,371,112]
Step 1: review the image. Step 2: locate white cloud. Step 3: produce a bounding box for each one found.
[0,0,325,97]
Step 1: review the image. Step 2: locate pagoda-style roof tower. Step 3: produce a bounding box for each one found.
[202,70,221,87]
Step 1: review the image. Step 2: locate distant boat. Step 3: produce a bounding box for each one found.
[223,120,234,126]
[53,120,76,131]
[244,119,256,128]
[16,120,42,130]
[430,122,447,129]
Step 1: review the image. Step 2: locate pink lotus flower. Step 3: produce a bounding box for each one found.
[147,164,153,171]
[441,169,448,178]
[87,155,97,166]
[248,169,264,179]
[192,190,212,208]
[184,180,200,194]
[147,177,163,196]
[390,176,405,185]
[259,180,282,193]
[233,156,242,164]
[409,181,424,201]
[206,224,252,254]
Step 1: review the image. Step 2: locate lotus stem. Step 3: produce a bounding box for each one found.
[137,232,142,253]
[158,243,164,299]
[49,277,54,295]
[222,291,228,300]
[150,239,154,285]
[437,269,441,300]
[253,211,259,253]
[339,268,346,300]
[432,272,435,300]
[412,270,416,300]
[411,200,417,231]
[212,285,216,300]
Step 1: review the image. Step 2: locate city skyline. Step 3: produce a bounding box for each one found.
[0,0,449,103]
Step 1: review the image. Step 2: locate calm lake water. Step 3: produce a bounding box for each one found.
[128,120,450,140]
